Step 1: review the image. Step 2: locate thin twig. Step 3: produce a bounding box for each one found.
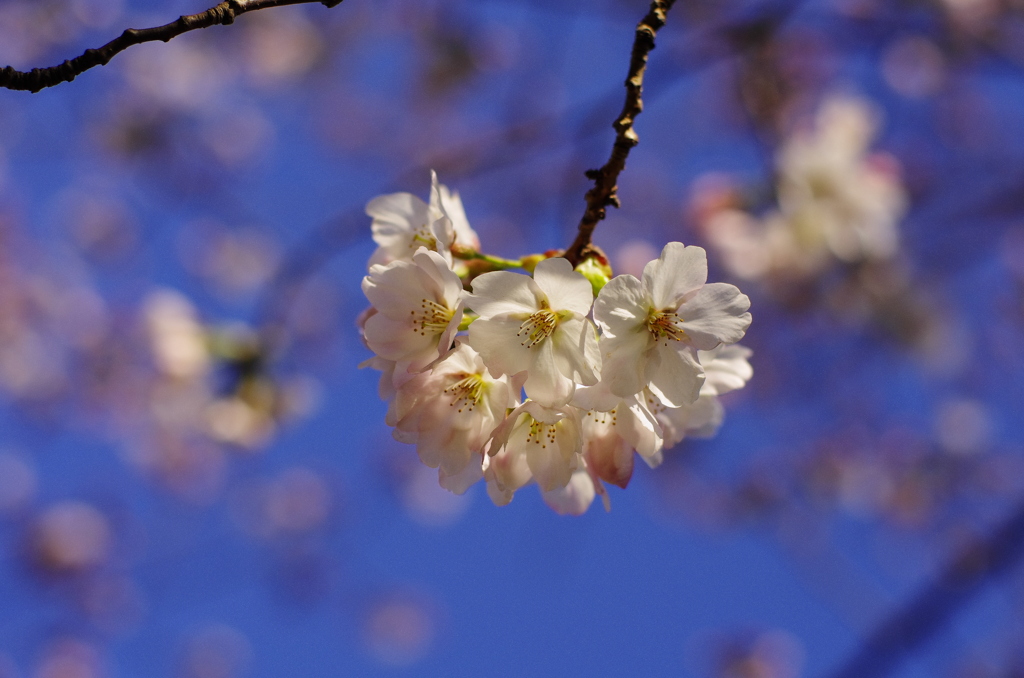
[828,495,1024,678]
[562,0,676,267]
[0,0,343,93]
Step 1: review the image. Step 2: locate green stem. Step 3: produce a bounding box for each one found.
[453,249,523,270]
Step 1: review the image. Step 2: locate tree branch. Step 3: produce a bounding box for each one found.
[562,0,676,267]
[828,495,1024,678]
[0,0,343,93]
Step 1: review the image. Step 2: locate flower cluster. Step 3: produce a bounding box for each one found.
[360,173,753,514]
[700,96,907,282]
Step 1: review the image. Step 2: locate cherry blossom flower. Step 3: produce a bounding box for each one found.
[361,248,465,377]
[387,341,520,494]
[703,96,906,282]
[467,257,600,407]
[365,171,479,267]
[485,400,584,504]
[777,96,905,264]
[593,242,751,407]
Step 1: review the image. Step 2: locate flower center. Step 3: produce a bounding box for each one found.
[646,310,686,343]
[517,309,558,348]
[525,416,557,449]
[444,373,485,413]
[411,299,453,336]
[410,224,438,251]
[586,408,618,427]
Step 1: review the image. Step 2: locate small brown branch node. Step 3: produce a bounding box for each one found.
[563,0,677,268]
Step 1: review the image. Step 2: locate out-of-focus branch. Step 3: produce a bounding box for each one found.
[829,495,1024,678]
[0,0,343,93]
[562,0,677,267]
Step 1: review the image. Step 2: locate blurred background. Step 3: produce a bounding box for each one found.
[1,0,1024,675]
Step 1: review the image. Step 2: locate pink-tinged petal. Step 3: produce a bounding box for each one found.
[523,339,575,407]
[439,455,484,495]
[682,395,725,438]
[585,430,634,489]
[434,299,464,365]
[618,396,663,458]
[642,242,708,310]
[542,471,596,515]
[367,246,392,269]
[593,274,648,337]
[362,260,429,318]
[367,193,430,245]
[363,313,437,364]
[656,394,724,447]
[527,428,577,492]
[533,257,593,315]
[412,248,463,305]
[490,426,533,492]
[676,283,752,350]
[551,316,599,387]
[700,344,753,396]
[392,428,417,444]
[431,171,479,250]
[649,344,704,407]
[601,328,654,399]
[468,315,535,378]
[640,448,663,469]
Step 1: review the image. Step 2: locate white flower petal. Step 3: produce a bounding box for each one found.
[642,242,708,310]
[466,270,540,317]
[677,283,752,350]
[412,248,463,307]
[648,344,704,408]
[619,397,663,458]
[468,315,535,378]
[431,171,479,251]
[542,470,596,515]
[593,274,648,337]
[551,316,600,387]
[700,344,753,396]
[532,257,593,315]
[363,313,437,365]
[601,328,654,399]
[527,424,578,492]
[523,338,576,407]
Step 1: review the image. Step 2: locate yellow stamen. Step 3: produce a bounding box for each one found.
[409,299,453,336]
[517,309,558,348]
[646,310,687,344]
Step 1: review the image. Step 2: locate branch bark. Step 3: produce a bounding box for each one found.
[0,0,343,93]
[562,0,676,267]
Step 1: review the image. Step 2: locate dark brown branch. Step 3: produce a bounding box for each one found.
[0,0,343,93]
[562,0,676,267]
[828,495,1024,678]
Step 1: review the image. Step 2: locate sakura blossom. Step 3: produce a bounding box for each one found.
[467,256,600,407]
[702,95,907,282]
[485,400,584,504]
[361,248,465,377]
[386,341,519,494]
[359,175,753,514]
[593,242,751,407]
[366,171,479,267]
